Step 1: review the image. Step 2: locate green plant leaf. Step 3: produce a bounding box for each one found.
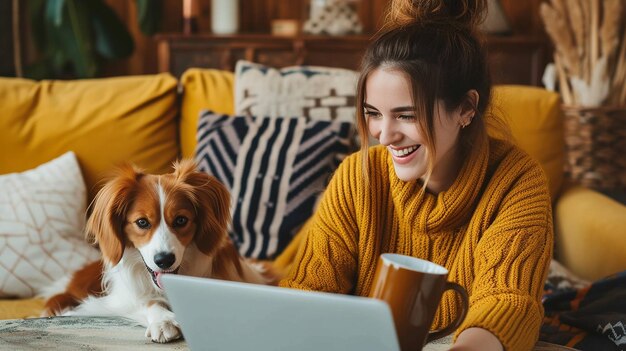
[87,0,134,59]
[59,0,98,77]
[28,0,141,78]
[28,0,48,51]
[45,0,66,26]
[39,1,72,77]
[136,0,163,35]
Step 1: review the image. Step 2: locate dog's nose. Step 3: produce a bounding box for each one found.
[154,252,176,269]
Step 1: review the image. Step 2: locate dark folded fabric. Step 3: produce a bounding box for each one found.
[540,270,626,351]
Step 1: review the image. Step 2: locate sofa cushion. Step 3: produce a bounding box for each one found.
[180,68,235,159]
[0,74,179,201]
[234,60,358,122]
[195,111,354,259]
[0,152,100,298]
[490,85,564,199]
[0,297,45,319]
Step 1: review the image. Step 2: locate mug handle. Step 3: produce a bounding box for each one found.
[426,281,469,343]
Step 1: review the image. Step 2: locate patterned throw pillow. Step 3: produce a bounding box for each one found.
[0,152,100,298]
[234,60,359,123]
[195,111,354,259]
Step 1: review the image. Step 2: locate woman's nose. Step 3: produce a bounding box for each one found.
[377,118,400,146]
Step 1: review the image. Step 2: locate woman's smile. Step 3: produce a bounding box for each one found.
[389,144,421,164]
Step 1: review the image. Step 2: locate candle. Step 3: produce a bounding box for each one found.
[183,0,198,34]
[211,0,239,34]
[183,0,192,18]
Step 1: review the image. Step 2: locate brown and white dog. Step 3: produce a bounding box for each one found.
[43,160,275,343]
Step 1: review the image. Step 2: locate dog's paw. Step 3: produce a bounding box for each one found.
[145,319,182,343]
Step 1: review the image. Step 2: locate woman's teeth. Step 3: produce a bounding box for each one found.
[391,145,419,157]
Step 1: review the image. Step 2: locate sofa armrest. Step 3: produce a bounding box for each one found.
[554,184,626,281]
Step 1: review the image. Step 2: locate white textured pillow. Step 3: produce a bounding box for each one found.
[0,152,100,298]
[234,60,359,122]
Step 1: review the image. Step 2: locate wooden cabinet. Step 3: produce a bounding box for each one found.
[156,33,548,86]
[156,34,370,75]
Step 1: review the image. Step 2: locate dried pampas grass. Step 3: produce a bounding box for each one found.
[541,0,626,107]
[541,3,580,76]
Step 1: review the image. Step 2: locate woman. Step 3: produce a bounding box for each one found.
[279,1,553,350]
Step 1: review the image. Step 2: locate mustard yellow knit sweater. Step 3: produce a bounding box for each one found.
[279,137,553,351]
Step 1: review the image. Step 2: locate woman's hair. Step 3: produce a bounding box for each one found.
[356,0,492,184]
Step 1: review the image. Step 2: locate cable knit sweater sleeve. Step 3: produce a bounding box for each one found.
[278,155,360,294]
[455,145,554,351]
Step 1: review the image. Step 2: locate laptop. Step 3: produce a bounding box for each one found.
[161,275,400,351]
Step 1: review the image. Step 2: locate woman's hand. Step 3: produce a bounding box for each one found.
[449,327,504,351]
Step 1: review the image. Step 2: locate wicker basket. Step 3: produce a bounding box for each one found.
[562,106,626,192]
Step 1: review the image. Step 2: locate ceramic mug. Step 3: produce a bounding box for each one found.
[368,253,469,351]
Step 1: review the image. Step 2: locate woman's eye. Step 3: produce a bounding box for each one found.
[397,114,416,121]
[364,110,381,118]
[173,216,188,227]
[135,218,151,229]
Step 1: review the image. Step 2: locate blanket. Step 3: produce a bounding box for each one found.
[540,262,626,350]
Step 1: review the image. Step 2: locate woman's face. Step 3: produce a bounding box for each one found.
[365,67,465,192]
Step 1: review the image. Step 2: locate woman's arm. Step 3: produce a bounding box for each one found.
[453,149,553,351]
[450,328,503,351]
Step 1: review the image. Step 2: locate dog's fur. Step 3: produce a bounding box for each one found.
[43,160,275,343]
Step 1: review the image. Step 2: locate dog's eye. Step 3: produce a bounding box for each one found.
[173,216,188,227]
[135,218,151,229]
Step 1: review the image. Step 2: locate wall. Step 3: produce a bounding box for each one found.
[499,0,545,36]
[0,1,14,76]
[66,0,550,76]
[106,0,545,75]
[236,0,546,35]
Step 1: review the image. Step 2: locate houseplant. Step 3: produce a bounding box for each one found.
[24,0,162,79]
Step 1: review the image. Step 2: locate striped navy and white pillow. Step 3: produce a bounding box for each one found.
[195,111,355,259]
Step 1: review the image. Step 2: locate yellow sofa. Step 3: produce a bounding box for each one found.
[1,69,624,320]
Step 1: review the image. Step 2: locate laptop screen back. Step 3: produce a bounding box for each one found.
[162,275,400,351]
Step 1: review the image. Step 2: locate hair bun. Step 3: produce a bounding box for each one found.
[384,0,487,31]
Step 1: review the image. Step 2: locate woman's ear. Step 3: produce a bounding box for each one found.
[459,89,479,127]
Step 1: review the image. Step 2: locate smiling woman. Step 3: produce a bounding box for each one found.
[279,1,554,351]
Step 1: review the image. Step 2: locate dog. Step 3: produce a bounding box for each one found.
[43,160,276,343]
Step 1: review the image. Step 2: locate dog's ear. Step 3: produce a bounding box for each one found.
[174,160,231,256]
[87,164,143,265]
